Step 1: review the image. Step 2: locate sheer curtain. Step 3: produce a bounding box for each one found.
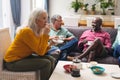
[2,0,12,28]
[0,0,3,28]
[2,0,15,40]
[32,0,45,9]
[32,0,49,22]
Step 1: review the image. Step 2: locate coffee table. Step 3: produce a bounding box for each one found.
[49,61,120,80]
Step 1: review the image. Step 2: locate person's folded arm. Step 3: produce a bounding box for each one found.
[19,29,49,56]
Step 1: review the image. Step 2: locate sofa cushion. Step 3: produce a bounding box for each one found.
[95,56,119,65]
[103,28,117,45]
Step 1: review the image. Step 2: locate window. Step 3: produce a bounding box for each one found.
[0,0,15,40]
[0,0,13,28]
[0,0,3,28]
[32,0,45,9]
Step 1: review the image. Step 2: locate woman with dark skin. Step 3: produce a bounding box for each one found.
[67,17,111,62]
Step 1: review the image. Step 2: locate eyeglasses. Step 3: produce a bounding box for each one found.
[56,19,62,22]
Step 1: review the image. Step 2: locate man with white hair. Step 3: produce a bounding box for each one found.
[48,14,78,60]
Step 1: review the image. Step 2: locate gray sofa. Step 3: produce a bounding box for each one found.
[66,26,119,65]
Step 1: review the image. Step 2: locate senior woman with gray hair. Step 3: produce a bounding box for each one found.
[4,8,55,80]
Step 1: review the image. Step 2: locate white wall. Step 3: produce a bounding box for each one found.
[49,0,74,18]
[115,0,120,15]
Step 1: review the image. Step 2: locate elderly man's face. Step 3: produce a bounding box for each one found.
[92,18,101,31]
[54,17,63,30]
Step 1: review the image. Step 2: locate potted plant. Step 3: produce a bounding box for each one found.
[91,4,96,15]
[71,0,84,12]
[100,2,109,15]
[108,0,115,15]
[98,0,115,15]
[83,3,89,14]
[83,3,89,11]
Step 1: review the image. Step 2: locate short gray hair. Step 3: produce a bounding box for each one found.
[51,14,61,24]
[28,8,47,34]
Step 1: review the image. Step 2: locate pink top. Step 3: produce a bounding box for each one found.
[78,30,111,50]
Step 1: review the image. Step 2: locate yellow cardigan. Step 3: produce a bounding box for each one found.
[4,27,50,62]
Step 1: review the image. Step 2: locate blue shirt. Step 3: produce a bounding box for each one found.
[49,26,74,38]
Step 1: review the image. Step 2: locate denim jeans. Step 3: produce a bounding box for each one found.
[47,38,78,60]
[47,46,59,55]
[59,38,78,60]
[59,38,78,52]
[113,45,120,58]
